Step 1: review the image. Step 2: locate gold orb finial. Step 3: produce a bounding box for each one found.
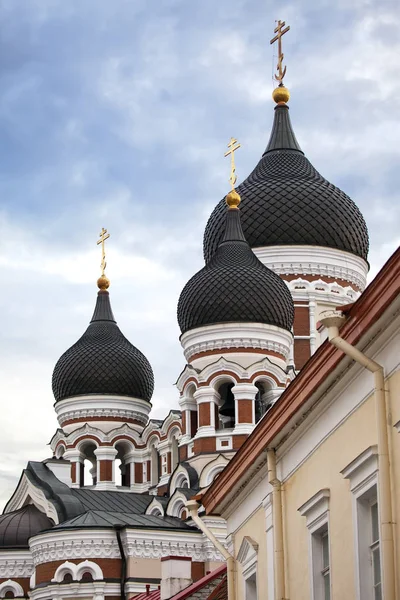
[97,275,110,291]
[272,84,290,104]
[226,189,241,209]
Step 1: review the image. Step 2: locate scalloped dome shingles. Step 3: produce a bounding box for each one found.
[203,105,369,263]
[52,291,154,402]
[0,505,53,548]
[178,209,294,334]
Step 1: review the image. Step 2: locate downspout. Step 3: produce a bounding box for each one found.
[114,524,127,600]
[186,499,235,600]
[267,448,286,600]
[319,310,395,600]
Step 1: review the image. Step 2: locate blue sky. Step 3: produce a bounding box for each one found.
[0,0,399,508]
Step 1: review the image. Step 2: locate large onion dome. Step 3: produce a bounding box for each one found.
[52,289,154,402]
[203,95,369,263]
[178,191,294,334]
[0,505,53,548]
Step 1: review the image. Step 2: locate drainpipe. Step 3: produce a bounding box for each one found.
[114,524,127,600]
[185,499,235,600]
[319,310,395,600]
[267,448,286,600]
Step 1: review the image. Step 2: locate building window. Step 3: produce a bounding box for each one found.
[237,536,259,600]
[341,445,380,600]
[298,488,331,600]
[370,501,382,600]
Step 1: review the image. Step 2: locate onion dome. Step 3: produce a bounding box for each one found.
[52,288,154,402]
[177,189,294,334]
[203,88,369,263]
[0,505,53,548]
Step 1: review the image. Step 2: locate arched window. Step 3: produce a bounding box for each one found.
[4,592,14,599]
[80,442,97,487]
[254,381,273,423]
[80,572,93,582]
[151,445,160,487]
[217,382,235,429]
[62,573,73,583]
[114,441,133,487]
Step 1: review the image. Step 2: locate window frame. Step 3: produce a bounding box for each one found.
[298,488,331,600]
[341,445,380,600]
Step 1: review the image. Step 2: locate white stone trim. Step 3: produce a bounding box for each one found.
[4,474,59,523]
[237,536,258,581]
[287,277,360,304]
[52,559,103,582]
[341,446,379,600]
[263,494,275,600]
[0,580,25,598]
[30,581,119,600]
[231,383,258,401]
[299,489,331,600]
[199,455,230,489]
[181,322,292,362]
[253,245,368,290]
[55,395,151,428]
[298,489,330,532]
[29,530,121,565]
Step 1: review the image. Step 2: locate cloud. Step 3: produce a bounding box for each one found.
[0,0,399,510]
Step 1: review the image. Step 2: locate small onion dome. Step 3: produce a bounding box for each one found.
[203,100,369,263]
[177,198,294,334]
[0,505,53,548]
[52,290,154,402]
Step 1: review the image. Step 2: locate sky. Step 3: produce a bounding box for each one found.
[0,0,399,509]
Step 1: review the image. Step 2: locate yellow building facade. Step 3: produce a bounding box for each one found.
[201,248,400,600]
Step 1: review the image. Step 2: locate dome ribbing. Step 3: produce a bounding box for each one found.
[0,505,53,548]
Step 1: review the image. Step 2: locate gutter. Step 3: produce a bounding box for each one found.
[114,524,127,600]
[267,449,286,600]
[320,310,395,600]
[185,500,235,600]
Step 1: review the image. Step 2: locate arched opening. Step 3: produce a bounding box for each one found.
[217,382,235,430]
[150,444,160,488]
[62,573,73,583]
[80,572,94,582]
[150,507,163,517]
[80,442,97,487]
[115,441,133,487]
[254,381,273,423]
[185,384,198,439]
[171,434,179,473]
[55,444,66,459]
[4,592,14,599]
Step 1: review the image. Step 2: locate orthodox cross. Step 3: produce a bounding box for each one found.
[224,137,241,190]
[270,20,290,83]
[97,227,110,276]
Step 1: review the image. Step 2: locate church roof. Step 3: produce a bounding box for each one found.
[51,510,198,532]
[52,290,154,402]
[203,103,369,263]
[178,203,294,334]
[0,505,53,548]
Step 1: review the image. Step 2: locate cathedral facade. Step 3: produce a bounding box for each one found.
[0,53,378,600]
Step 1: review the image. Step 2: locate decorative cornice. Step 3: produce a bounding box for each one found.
[0,551,33,578]
[181,323,292,363]
[286,278,360,304]
[55,396,151,429]
[254,245,368,291]
[29,531,121,565]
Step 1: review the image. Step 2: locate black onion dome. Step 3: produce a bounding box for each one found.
[0,505,53,548]
[52,291,154,402]
[203,103,369,263]
[178,205,294,334]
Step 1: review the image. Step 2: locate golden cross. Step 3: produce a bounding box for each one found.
[97,227,110,277]
[224,137,241,190]
[270,20,290,83]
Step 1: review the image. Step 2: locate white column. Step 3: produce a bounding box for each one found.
[179,396,197,444]
[232,383,258,435]
[63,449,84,488]
[309,297,317,355]
[193,387,220,439]
[94,447,118,491]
